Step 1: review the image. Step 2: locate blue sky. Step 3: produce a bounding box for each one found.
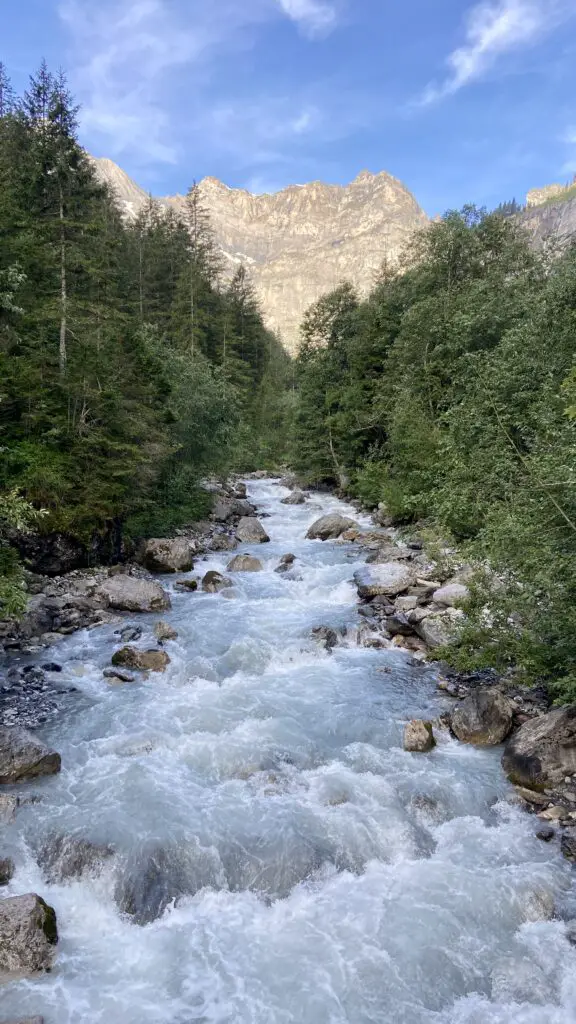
[3,0,576,214]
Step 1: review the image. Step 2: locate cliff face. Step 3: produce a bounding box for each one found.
[91,158,428,354]
[518,180,576,251]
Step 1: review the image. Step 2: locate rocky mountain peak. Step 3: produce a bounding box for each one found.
[91,157,428,354]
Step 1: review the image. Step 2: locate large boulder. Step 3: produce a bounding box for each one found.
[432,582,470,607]
[353,563,414,599]
[202,571,233,593]
[138,538,193,574]
[95,575,171,613]
[450,689,515,746]
[281,491,306,505]
[235,518,270,544]
[38,834,115,883]
[306,515,359,541]
[404,720,436,753]
[0,894,58,977]
[208,533,238,552]
[0,728,61,785]
[414,608,464,648]
[502,706,576,790]
[111,647,170,673]
[213,498,255,522]
[226,555,263,572]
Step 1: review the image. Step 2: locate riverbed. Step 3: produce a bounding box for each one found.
[2,479,576,1023]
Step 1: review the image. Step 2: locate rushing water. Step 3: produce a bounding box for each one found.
[2,480,576,1024]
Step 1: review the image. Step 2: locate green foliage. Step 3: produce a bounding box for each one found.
[0,61,293,611]
[292,208,576,701]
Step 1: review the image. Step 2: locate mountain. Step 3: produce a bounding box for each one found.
[517,181,576,250]
[91,158,428,354]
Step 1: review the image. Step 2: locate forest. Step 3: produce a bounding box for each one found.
[0,63,291,613]
[292,208,576,701]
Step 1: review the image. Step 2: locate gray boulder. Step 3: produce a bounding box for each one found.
[275,553,296,573]
[281,491,306,505]
[311,626,339,650]
[0,728,61,785]
[306,514,359,541]
[154,621,178,641]
[354,562,414,599]
[561,829,576,863]
[404,720,436,753]
[38,834,115,883]
[111,647,170,673]
[0,857,15,885]
[451,689,515,746]
[0,894,58,977]
[0,794,20,823]
[95,576,171,613]
[138,538,193,573]
[432,582,470,607]
[414,608,464,648]
[502,706,576,790]
[213,497,255,522]
[208,533,238,552]
[235,518,270,544]
[202,571,233,593]
[226,555,263,572]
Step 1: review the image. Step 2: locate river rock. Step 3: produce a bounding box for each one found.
[0,794,20,823]
[213,497,255,522]
[281,491,306,505]
[384,612,414,637]
[306,515,359,541]
[138,538,193,574]
[311,626,338,650]
[174,579,199,592]
[202,571,233,593]
[103,667,136,683]
[0,894,58,977]
[354,563,414,599]
[208,532,238,552]
[414,609,463,648]
[432,582,470,607]
[95,576,171,613]
[0,856,15,884]
[117,625,142,643]
[2,1017,44,1024]
[226,555,263,572]
[275,553,296,573]
[233,481,247,499]
[491,956,552,1005]
[502,705,576,790]
[38,834,115,882]
[235,518,270,544]
[403,720,436,753]
[561,828,576,863]
[450,690,515,746]
[111,648,170,673]
[0,727,61,784]
[154,621,178,641]
[114,842,217,925]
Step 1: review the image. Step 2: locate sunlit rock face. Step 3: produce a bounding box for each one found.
[91,158,428,355]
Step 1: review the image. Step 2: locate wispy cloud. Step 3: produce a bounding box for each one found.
[59,0,342,166]
[420,0,575,105]
[277,0,339,36]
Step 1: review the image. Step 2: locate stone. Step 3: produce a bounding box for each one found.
[226,555,263,572]
[353,563,415,599]
[40,662,62,673]
[154,621,178,641]
[0,727,61,784]
[38,834,115,883]
[403,720,436,753]
[174,579,199,591]
[311,626,339,650]
[208,533,238,552]
[0,856,15,885]
[117,625,142,643]
[213,497,255,522]
[538,805,568,822]
[138,537,193,573]
[0,894,58,977]
[432,582,470,607]
[275,553,296,573]
[95,576,171,613]
[1,1017,44,1024]
[111,647,170,673]
[0,795,20,823]
[281,491,306,505]
[415,610,463,648]
[536,827,555,842]
[202,571,233,593]
[450,690,515,746]
[395,595,419,613]
[384,612,414,637]
[306,514,359,541]
[502,705,576,791]
[513,787,549,807]
[235,518,270,544]
[113,842,216,925]
[560,829,576,862]
[103,667,137,683]
[233,481,247,498]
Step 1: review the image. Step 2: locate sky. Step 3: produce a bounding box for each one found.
[3,0,576,214]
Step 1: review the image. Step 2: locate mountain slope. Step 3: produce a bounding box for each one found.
[91,158,428,354]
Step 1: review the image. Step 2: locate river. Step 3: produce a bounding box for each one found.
[2,479,576,1023]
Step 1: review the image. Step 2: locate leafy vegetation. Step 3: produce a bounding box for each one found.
[292,206,576,701]
[0,62,292,610]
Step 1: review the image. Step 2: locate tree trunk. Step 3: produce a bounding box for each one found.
[59,189,67,375]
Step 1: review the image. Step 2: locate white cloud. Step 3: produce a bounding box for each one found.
[277,0,338,36]
[421,0,575,105]
[58,0,340,166]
